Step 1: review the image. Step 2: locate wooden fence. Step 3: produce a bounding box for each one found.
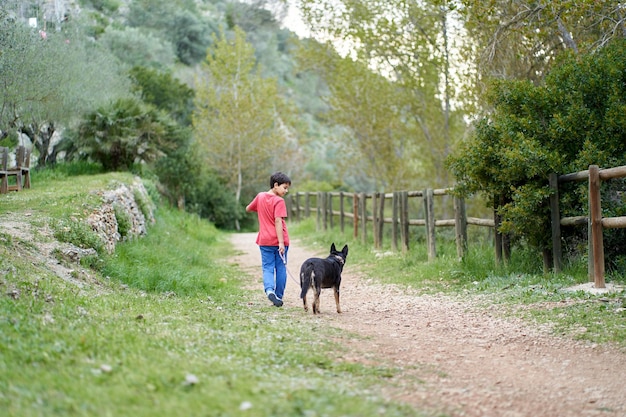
[286,189,495,261]
[288,163,626,287]
[550,164,626,288]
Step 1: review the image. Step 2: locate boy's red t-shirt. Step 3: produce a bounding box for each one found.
[248,192,289,246]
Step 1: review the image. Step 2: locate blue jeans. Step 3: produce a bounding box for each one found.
[259,246,288,299]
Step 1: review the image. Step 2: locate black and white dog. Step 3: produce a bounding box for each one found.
[299,243,349,314]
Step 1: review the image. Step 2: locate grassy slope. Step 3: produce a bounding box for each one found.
[0,172,422,417]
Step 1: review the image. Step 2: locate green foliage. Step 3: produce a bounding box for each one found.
[167,9,216,65]
[127,0,216,65]
[34,161,105,178]
[129,66,195,126]
[447,39,626,270]
[193,26,296,212]
[296,179,337,192]
[100,27,177,69]
[83,0,121,13]
[460,0,626,90]
[184,169,243,230]
[69,98,188,171]
[0,12,130,164]
[298,0,466,188]
[329,50,418,191]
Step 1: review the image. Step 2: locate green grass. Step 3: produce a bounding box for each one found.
[2,171,624,417]
[0,174,427,417]
[289,217,626,347]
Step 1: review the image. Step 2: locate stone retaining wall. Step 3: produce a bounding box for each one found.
[87,177,155,254]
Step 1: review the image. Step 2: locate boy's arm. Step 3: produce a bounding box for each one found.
[275,217,285,254]
[246,198,256,213]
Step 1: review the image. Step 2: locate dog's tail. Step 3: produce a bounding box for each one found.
[300,261,314,299]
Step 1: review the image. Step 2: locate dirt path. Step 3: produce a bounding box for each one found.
[230,233,626,417]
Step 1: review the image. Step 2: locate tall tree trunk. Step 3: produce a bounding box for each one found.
[235,157,242,231]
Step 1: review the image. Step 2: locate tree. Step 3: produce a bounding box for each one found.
[298,42,417,191]
[447,40,626,271]
[193,27,295,229]
[296,0,468,188]
[0,12,130,166]
[459,0,626,90]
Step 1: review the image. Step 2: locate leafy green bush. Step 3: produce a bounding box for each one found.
[447,39,626,273]
[69,98,187,171]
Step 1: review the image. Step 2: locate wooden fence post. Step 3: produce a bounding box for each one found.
[353,193,359,240]
[372,192,380,249]
[360,192,367,244]
[424,188,436,260]
[549,173,562,273]
[589,165,606,288]
[454,196,467,259]
[377,192,385,249]
[285,194,292,221]
[391,192,399,251]
[339,191,345,234]
[304,192,311,218]
[295,193,301,222]
[401,191,409,252]
[494,197,502,266]
[323,192,329,230]
[328,192,334,230]
[316,192,321,231]
[587,187,595,282]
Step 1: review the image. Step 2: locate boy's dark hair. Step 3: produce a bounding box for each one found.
[270,171,291,187]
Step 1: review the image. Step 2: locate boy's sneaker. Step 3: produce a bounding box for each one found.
[267,291,283,307]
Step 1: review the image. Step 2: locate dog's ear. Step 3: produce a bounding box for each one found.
[330,242,336,252]
[342,244,348,256]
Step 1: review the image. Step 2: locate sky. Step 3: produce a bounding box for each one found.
[282,0,311,38]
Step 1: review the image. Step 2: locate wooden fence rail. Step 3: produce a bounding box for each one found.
[286,164,624,282]
[287,189,495,261]
[550,164,626,288]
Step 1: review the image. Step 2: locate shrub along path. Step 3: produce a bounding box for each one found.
[230,232,626,417]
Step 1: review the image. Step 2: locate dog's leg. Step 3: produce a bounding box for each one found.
[302,291,308,312]
[300,268,312,312]
[313,288,321,314]
[334,286,341,313]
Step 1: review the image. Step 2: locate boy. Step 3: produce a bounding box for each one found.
[246,172,291,307]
